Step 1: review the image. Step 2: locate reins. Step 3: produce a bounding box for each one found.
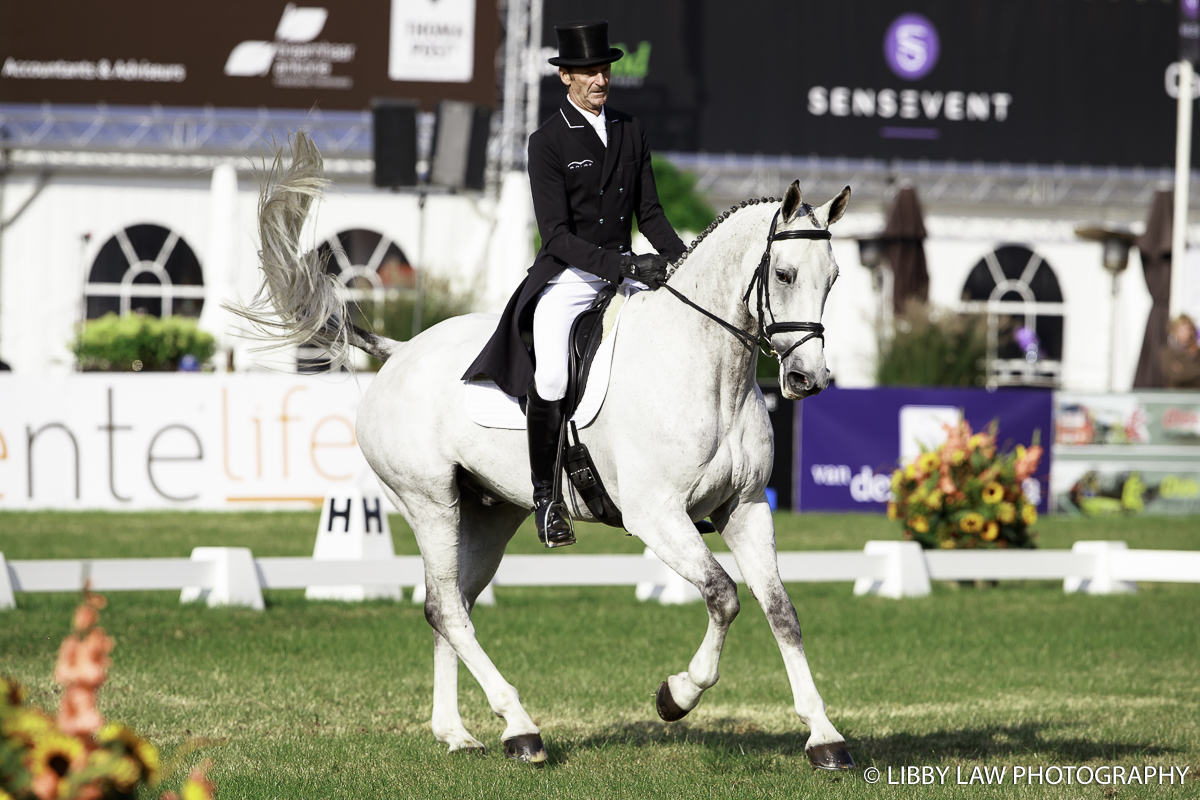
[664,204,831,362]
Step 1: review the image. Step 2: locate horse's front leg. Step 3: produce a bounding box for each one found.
[718,493,855,770]
[626,502,740,720]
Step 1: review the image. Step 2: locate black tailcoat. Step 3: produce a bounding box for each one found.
[462,99,686,397]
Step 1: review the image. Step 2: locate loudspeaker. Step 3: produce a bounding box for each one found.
[430,100,492,191]
[372,99,418,188]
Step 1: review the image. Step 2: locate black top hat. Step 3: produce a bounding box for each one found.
[548,20,624,67]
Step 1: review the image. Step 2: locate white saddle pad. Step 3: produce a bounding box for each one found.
[464,292,629,430]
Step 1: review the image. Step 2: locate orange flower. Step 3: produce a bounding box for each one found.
[1014,444,1044,482]
[55,629,113,689]
[58,684,104,737]
[73,603,100,633]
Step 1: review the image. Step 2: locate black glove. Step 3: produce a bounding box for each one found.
[619,253,670,290]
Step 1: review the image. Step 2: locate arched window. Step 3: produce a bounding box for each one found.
[315,229,414,329]
[299,229,414,373]
[85,224,204,318]
[960,244,1065,386]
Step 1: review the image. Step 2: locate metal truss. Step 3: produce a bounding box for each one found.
[666,152,1200,220]
[494,0,544,174]
[6,102,1200,218]
[0,103,375,157]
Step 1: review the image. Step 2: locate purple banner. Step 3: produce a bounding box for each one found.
[796,387,1053,513]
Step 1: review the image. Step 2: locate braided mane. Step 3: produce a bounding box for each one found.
[667,196,814,278]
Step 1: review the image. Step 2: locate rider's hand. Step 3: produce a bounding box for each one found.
[619,253,670,290]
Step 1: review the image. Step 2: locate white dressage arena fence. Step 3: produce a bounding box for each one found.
[2,540,1198,611]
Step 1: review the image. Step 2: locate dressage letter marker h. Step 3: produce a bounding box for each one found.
[306,490,402,602]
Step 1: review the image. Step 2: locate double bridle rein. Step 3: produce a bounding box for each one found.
[663,206,831,362]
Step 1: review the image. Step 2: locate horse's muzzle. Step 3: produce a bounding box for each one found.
[783,368,827,399]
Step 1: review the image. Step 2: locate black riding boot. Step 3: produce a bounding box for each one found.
[526,383,576,548]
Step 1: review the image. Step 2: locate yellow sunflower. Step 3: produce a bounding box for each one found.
[982,521,1000,541]
[97,722,161,784]
[28,732,84,778]
[960,512,985,534]
[904,463,917,480]
[982,483,1004,504]
[939,537,956,549]
[926,490,943,510]
[969,433,986,450]
[910,515,929,534]
[1022,504,1038,526]
[998,502,1016,524]
[917,452,940,473]
[891,470,903,493]
[950,450,966,466]
[3,707,53,746]
[887,502,898,521]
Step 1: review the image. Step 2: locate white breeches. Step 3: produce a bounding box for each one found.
[532,275,605,401]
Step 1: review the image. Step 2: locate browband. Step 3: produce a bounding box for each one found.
[771,229,832,241]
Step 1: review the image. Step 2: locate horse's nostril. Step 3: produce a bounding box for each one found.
[787,371,809,388]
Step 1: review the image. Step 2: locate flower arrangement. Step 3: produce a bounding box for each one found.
[888,419,1043,550]
[0,589,215,800]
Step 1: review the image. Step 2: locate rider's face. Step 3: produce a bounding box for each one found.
[559,65,610,114]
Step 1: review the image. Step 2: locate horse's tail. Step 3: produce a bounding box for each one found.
[226,131,398,367]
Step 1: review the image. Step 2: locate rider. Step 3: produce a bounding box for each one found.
[463,19,686,547]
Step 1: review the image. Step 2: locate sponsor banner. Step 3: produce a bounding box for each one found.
[0,374,376,510]
[1055,392,1200,447]
[0,0,497,111]
[796,387,1052,513]
[538,0,1189,167]
[1053,391,1200,515]
[389,0,476,83]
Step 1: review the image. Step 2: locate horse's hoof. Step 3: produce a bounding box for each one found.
[655,681,690,722]
[807,742,856,771]
[502,733,548,766]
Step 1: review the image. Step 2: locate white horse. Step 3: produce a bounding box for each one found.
[236,134,855,770]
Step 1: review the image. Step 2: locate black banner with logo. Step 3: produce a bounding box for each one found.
[0,0,498,111]
[540,0,1189,167]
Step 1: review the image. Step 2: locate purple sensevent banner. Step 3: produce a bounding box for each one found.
[795,387,1053,514]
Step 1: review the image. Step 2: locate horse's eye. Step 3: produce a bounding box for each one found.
[774,269,792,284]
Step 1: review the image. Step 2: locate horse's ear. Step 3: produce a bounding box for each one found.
[813,185,851,228]
[780,180,803,223]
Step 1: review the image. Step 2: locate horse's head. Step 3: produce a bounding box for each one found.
[766,181,850,400]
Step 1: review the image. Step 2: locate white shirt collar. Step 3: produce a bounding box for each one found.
[568,96,607,147]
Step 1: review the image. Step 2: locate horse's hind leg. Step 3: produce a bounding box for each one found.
[430,494,526,755]
[409,481,546,762]
[718,494,854,771]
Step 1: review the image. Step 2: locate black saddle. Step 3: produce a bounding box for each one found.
[564,284,617,418]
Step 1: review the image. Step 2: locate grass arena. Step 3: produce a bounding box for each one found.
[1,511,1196,799]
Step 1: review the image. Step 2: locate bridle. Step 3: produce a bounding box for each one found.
[663,206,831,362]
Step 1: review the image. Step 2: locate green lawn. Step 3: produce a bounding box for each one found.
[1,512,1197,799]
